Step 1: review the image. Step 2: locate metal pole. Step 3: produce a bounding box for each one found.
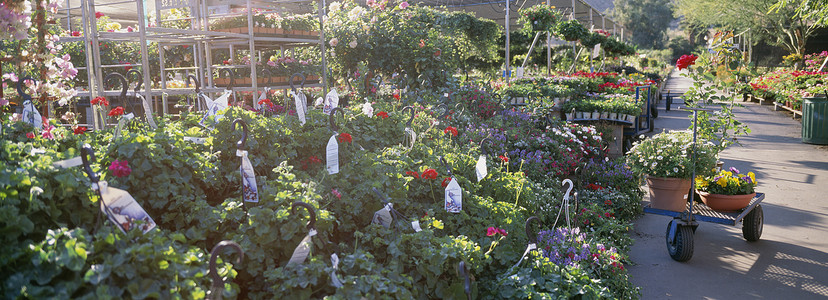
[319,0,328,95]
[246,0,258,103]
[505,0,510,82]
[521,32,542,69]
[547,0,551,76]
[136,0,158,128]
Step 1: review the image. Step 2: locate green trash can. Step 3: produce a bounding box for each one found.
[802,97,828,145]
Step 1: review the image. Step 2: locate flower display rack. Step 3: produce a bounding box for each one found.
[773,101,803,119]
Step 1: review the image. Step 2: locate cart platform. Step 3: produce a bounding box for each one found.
[643,193,765,226]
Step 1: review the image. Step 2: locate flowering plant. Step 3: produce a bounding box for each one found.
[517,4,562,34]
[626,131,717,179]
[695,167,757,195]
[109,160,132,177]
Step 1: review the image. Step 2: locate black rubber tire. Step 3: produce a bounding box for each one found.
[651,104,659,118]
[666,221,694,262]
[742,205,763,242]
[623,137,633,154]
[648,116,655,132]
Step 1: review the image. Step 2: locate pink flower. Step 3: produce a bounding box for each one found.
[109,160,132,177]
[486,227,507,237]
[41,124,56,140]
[399,1,409,9]
[26,132,35,139]
[329,38,339,47]
[95,12,105,19]
[332,188,342,200]
[127,26,134,32]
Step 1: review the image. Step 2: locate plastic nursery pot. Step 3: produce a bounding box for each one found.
[646,177,691,212]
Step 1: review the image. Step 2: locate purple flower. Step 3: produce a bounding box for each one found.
[729,167,740,174]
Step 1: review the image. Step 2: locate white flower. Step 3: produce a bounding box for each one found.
[349,40,358,48]
[361,101,374,116]
[657,155,663,160]
[652,162,658,168]
[673,167,679,172]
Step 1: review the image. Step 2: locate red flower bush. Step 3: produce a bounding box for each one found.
[676,54,698,70]
[108,160,132,177]
[405,171,421,178]
[393,93,400,100]
[337,133,353,143]
[498,155,509,163]
[486,227,508,237]
[421,168,438,180]
[258,98,274,108]
[376,111,389,119]
[91,96,109,106]
[443,126,458,136]
[108,106,125,117]
[73,126,87,135]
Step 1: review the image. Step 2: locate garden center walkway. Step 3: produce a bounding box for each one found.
[627,70,828,299]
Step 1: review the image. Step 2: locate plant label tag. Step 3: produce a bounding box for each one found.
[53,156,83,168]
[21,100,42,130]
[444,177,462,213]
[592,44,601,58]
[291,90,307,125]
[124,113,134,120]
[112,117,130,140]
[286,234,313,266]
[99,183,156,234]
[405,127,417,149]
[183,137,206,144]
[199,91,230,127]
[326,135,339,175]
[239,151,259,203]
[372,205,393,228]
[411,220,422,232]
[475,155,487,182]
[323,88,339,114]
[330,253,344,288]
[135,94,157,129]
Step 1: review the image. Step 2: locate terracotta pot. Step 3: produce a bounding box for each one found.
[698,192,755,211]
[646,177,692,212]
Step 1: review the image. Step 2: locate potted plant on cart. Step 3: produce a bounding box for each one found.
[695,167,757,211]
[626,131,718,212]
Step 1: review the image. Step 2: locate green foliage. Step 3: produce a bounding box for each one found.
[611,0,674,49]
[518,5,564,35]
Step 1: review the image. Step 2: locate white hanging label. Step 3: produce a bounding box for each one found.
[330,253,344,288]
[445,177,462,213]
[183,137,206,144]
[292,90,307,125]
[21,100,42,130]
[112,117,130,140]
[404,127,417,149]
[53,156,83,168]
[198,91,230,127]
[475,155,487,182]
[372,204,393,228]
[286,233,313,266]
[239,150,259,203]
[592,44,601,58]
[323,88,339,114]
[411,220,422,232]
[326,135,339,175]
[98,182,156,234]
[136,94,157,129]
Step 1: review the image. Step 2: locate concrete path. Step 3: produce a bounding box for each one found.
[627,69,828,299]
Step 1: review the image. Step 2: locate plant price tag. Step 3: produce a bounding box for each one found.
[21,100,42,130]
[53,156,83,168]
[444,177,462,213]
[372,204,393,228]
[286,233,313,266]
[475,155,487,182]
[411,220,422,232]
[98,181,156,234]
[323,88,339,114]
[326,135,339,175]
[239,150,259,203]
[291,90,307,125]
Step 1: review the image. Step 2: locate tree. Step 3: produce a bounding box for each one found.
[611,0,674,49]
[675,0,823,57]
[771,0,828,26]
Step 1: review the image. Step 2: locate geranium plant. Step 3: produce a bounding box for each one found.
[518,4,562,34]
[695,167,757,195]
[626,131,717,179]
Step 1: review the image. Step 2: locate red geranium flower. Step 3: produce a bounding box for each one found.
[376,111,389,119]
[393,93,400,100]
[108,106,125,117]
[95,12,105,19]
[258,98,273,108]
[91,96,109,106]
[26,132,35,139]
[73,126,88,135]
[498,155,509,163]
[443,126,458,136]
[421,168,438,180]
[441,177,451,187]
[676,54,698,70]
[405,171,421,178]
[434,49,441,57]
[71,31,81,37]
[486,226,508,237]
[337,133,353,143]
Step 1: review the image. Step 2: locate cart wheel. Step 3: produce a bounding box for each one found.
[666,220,694,262]
[623,137,633,154]
[742,205,763,242]
[651,105,659,118]
[648,117,655,132]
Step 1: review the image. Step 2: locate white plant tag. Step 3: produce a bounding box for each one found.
[330,253,344,288]
[323,88,339,114]
[291,90,307,125]
[99,183,156,233]
[183,137,206,144]
[592,44,601,58]
[199,90,230,127]
[372,204,393,228]
[404,127,417,149]
[21,100,42,130]
[53,156,83,168]
[112,117,130,140]
[286,233,313,266]
[136,94,157,129]
[444,177,462,213]
[326,135,339,175]
[411,220,422,232]
[254,87,270,110]
[239,150,259,203]
[475,155,487,182]
[509,243,538,271]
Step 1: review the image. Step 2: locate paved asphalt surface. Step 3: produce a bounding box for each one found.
[627,70,828,299]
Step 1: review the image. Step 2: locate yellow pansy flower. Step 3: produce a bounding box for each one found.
[748,172,756,184]
[716,177,728,187]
